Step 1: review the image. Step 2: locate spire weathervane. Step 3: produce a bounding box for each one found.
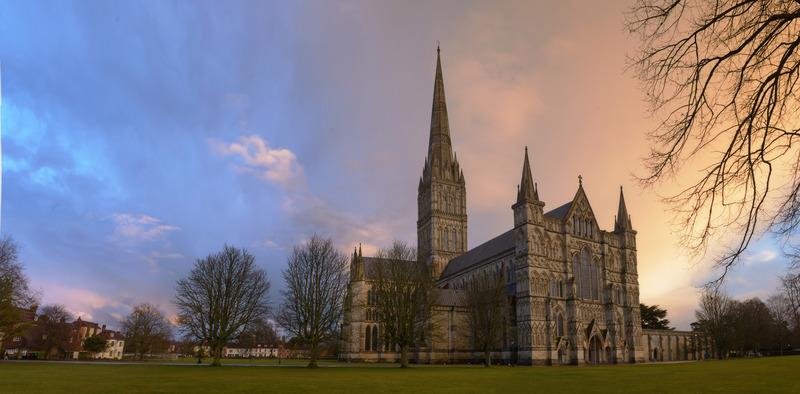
[578,175,583,187]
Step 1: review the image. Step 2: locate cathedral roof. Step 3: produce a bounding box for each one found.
[440,229,514,279]
[360,257,417,280]
[544,201,572,219]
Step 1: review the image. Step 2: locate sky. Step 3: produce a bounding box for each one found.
[0,0,791,330]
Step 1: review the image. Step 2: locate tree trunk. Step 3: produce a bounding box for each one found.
[307,343,319,368]
[399,345,409,368]
[210,345,223,366]
[484,348,491,367]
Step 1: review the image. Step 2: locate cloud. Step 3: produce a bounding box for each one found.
[743,249,778,266]
[143,250,185,273]
[282,192,395,254]
[110,213,180,242]
[211,135,302,187]
[214,134,400,253]
[40,283,121,321]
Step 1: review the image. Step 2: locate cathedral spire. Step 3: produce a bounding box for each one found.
[428,46,453,165]
[517,146,539,203]
[615,186,633,232]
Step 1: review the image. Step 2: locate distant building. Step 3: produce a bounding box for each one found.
[340,48,710,365]
[193,344,279,358]
[68,318,125,360]
[3,313,124,360]
[96,329,125,360]
[223,345,278,358]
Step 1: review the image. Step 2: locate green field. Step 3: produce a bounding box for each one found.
[1,356,798,393]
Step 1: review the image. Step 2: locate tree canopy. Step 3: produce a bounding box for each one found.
[640,303,673,330]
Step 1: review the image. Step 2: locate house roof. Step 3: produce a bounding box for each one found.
[440,229,514,279]
[99,330,123,340]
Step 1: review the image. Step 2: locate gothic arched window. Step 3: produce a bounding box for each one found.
[365,325,372,351]
[557,314,564,337]
[572,254,580,296]
[590,259,599,300]
[580,248,591,298]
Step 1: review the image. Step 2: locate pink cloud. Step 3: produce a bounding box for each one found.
[211,135,303,187]
[110,213,180,242]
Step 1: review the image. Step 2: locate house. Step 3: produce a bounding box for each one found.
[96,329,125,360]
[68,318,125,360]
[223,344,278,358]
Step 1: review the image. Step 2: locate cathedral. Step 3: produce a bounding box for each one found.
[341,48,707,365]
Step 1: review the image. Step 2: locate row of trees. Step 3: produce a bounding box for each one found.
[171,236,511,368]
[695,274,800,358]
[172,238,348,367]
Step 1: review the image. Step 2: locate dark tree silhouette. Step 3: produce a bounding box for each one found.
[83,335,107,354]
[369,241,435,368]
[695,287,733,359]
[121,303,173,360]
[175,245,270,366]
[640,303,673,330]
[38,304,72,359]
[462,271,509,367]
[276,235,348,368]
[629,0,800,284]
[0,237,39,355]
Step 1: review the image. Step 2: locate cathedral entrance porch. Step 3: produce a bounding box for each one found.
[587,336,603,365]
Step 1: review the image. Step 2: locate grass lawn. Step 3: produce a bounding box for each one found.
[1,356,798,393]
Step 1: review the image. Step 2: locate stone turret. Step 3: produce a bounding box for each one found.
[614,186,633,233]
[511,147,548,365]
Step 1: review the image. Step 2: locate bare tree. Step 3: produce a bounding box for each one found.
[0,237,39,355]
[628,0,800,283]
[782,272,800,328]
[0,237,36,308]
[462,270,508,367]
[695,287,733,359]
[121,303,173,360]
[369,241,435,368]
[276,235,348,367]
[37,304,72,359]
[174,245,270,366]
[767,293,791,355]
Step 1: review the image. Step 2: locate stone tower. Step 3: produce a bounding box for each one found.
[614,186,643,362]
[418,47,467,278]
[512,147,547,364]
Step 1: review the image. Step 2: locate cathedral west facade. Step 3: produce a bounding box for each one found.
[341,49,706,365]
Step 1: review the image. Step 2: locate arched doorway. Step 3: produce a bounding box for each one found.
[605,347,613,364]
[587,336,602,365]
[653,348,659,361]
[557,348,564,365]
